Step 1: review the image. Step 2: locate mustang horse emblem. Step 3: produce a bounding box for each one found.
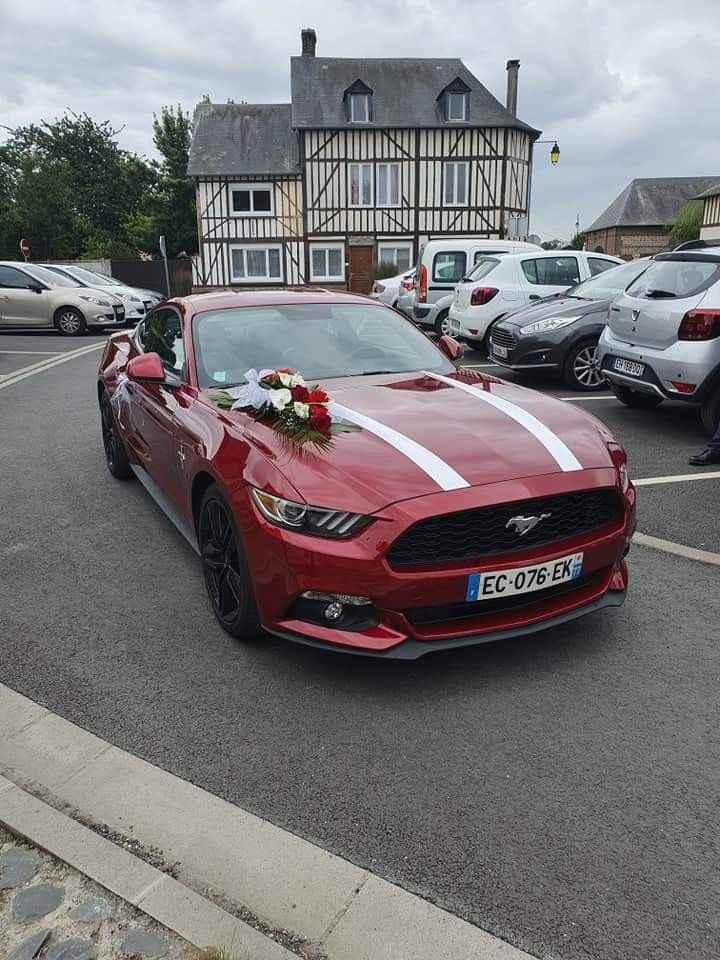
[506,513,552,536]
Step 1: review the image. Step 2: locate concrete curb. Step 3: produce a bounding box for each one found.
[0,682,536,960]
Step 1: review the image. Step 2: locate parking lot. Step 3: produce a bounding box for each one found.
[2,329,719,960]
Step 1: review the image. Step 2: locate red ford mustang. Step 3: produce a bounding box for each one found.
[98,290,635,659]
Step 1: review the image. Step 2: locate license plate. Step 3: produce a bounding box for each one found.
[613,357,645,378]
[466,552,583,601]
[492,343,509,359]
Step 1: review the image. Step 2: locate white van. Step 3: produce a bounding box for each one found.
[413,238,541,330]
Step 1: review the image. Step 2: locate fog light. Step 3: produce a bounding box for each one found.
[323,601,344,621]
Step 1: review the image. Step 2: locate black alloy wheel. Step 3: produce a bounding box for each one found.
[563,338,605,391]
[198,488,261,639]
[100,392,132,479]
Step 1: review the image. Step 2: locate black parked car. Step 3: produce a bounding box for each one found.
[488,259,651,390]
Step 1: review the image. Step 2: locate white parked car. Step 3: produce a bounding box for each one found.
[370,270,415,308]
[42,264,164,324]
[448,250,622,348]
[414,238,542,335]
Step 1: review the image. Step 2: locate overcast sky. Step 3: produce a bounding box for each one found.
[2,0,719,239]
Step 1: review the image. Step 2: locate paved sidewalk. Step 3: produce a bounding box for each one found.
[0,682,536,960]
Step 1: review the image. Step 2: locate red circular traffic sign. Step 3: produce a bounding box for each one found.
[19,238,31,258]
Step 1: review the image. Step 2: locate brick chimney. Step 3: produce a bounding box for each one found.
[506,59,520,116]
[301,28,317,57]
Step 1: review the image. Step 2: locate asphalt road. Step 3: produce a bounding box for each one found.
[1,330,719,960]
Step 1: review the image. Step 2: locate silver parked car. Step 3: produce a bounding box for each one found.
[599,246,720,434]
[0,262,125,335]
[41,264,164,324]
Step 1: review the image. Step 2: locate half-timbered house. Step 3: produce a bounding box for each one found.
[189,29,540,293]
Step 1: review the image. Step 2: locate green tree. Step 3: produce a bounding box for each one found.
[565,232,586,250]
[151,105,197,256]
[668,200,703,249]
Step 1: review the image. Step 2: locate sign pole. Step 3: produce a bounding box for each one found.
[159,235,171,298]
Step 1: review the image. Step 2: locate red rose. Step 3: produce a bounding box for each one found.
[291,385,310,402]
[307,388,329,404]
[309,406,332,433]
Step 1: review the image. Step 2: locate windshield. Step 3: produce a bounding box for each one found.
[193,303,454,389]
[465,258,501,282]
[568,260,651,301]
[63,265,115,286]
[625,259,720,299]
[24,264,77,288]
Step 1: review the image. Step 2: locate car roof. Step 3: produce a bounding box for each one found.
[178,288,377,313]
[422,238,539,251]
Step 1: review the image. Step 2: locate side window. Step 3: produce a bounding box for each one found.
[522,257,580,285]
[0,265,32,288]
[588,257,616,276]
[432,252,466,283]
[140,309,185,375]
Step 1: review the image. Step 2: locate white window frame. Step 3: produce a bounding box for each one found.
[443,161,469,207]
[229,245,283,283]
[376,162,401,208]
[349,94,370,123]
[377,242,413,273]
[349,163,374,208]
[310,243,345,282]
[446,92,468,122]
[229,183,274,218]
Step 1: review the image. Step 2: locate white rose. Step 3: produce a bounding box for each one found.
[289,372,305,388]
[269,388,292,410]
[293,401,310,420]
[278,371,293,388]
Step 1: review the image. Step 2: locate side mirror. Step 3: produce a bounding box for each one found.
[438,334,466,362]
[127,352,166,383]
[28,282,44,294]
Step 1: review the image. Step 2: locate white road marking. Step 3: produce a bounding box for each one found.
[460,362,501,369]
[559,395,616,401]
[424,371,583,472]
[0,350,61,355]
[633,532,720,567]
[0,342,104,391]
[634,470,720,487]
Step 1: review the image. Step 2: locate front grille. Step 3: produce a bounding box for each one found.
[113,305,125,319]
[490,327,517,350]
[387,489,621,569]
[407,571,603,625]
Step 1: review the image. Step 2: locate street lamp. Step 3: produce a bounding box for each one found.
[536,139,561,166]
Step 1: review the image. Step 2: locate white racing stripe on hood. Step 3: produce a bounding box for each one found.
[328,401,469,492]
[422,372,583,473]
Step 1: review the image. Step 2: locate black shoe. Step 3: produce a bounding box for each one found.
[688,448,720,466]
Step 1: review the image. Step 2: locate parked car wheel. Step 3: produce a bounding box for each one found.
[198,486,261,640]
[700,386,720,436]
[100,392,132,479]
[434,310,450,338]
[610,383,664,409]
[563,338,604,391]
[55,307,86,336]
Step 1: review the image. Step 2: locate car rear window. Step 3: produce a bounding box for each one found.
[466,258,501,282]
[432,252,466,283]
[626,259,720,299]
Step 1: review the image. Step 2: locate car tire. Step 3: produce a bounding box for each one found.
[563,338,605,391]
[55,307,86,336]
[434,310,450,338]
[610,383,664,409]
[700,387,720,436]
[100,391,132,479]
[198,485,262,640]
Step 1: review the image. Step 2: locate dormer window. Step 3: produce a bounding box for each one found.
[349,94,370,123]
[438,77,471,122]
[344,79,373,123]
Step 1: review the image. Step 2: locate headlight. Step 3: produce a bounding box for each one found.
[80,295,111,307]
[250,488,372,538]
[128,295,142,303]
[519,315,582,336]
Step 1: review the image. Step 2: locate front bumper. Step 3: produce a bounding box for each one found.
[234,472,635,658]
[87,305,126,327]
[487,325,563,371]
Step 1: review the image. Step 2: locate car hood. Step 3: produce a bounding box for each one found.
[227,370,616,513]
[500,296,607,327]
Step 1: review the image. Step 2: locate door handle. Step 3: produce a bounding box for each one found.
[529,295,541,301]
[610,306,620,312]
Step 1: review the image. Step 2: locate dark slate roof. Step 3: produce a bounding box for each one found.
[290,57,539,135]
[695,181,720,200]
[587,177,720,231]
[187,103,299,177]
